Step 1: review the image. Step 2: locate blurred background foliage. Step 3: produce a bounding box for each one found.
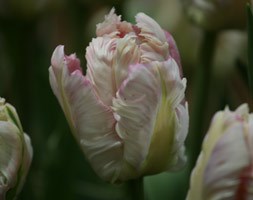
[0,0,250,199]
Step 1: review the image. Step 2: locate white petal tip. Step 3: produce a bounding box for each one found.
[51,45,65,68]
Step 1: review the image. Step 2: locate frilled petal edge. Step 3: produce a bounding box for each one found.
[49,46,138,182]
[112,62,161,171]
[141,58,188,174]
[112,58,188,175]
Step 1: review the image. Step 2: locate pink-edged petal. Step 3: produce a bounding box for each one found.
[85,37,117,105]
[96,8,121,37]
[112,63,161,170]
[135,13,167,44]
[247,114,253,157]
[49,46,130,182]
[139,42,168,62]
[164,31,182,73]
[203,123,250,199]
[50,45,65,70]
[158,57,186,108]
[135,13,169,62]
[141,59,188,173]
[113,34,140,89]
[65,54,82,74]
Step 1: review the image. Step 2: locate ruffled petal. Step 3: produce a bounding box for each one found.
[135,13,169,62]
[113,34,140,89]
[168,102,189,170]
[49,46,129,182]
[96,8,121,37]
[85,37,118,105]
[141,58,188,173]
[164,31,182,72]
[112,58,187,173]
[112,62,161,170]
[135,13,167,44]
[157,57,186,107]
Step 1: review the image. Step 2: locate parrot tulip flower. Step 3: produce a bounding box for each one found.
[49,9,189,183]
[187,104,253,200]
[0,98,33,200]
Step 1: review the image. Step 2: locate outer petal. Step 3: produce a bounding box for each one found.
[112,62,161,170]
[142,58,188,173]
[156,58,186,107]
[96,8,121,37]
[50,46,129,182]
[135,13,167,44]
[16,133,33,196]
[164,31,182,72]
[168,102,189,170]
[0,121,22,199]
[203,123,250,199]
[85,37,118,105]
[187,104,250,200]
[135,13,169,62]
[0,99,33,199]
[112,58,188,174]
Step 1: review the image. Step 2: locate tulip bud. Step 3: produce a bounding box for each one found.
[181,0,249,30]
[0,98,32,200]
[49,8,189,183]
[187,104,253,200]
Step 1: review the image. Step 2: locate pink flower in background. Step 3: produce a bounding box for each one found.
[49,9,188,183]
[187,104,253,200]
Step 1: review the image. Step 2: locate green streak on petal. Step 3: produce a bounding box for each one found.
[187,112,225,200]
[6,104,23,133]
[1,102,30,200]
[141,68,176,174]
[56,67,76,137]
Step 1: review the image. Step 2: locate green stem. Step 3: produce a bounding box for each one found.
[247,4,253,97]
[188,31,218,170]
[129,177,145,200]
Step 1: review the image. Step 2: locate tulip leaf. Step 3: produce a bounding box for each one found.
[247,4,253,96]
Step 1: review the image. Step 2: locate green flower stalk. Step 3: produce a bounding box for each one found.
[0,98,33,200]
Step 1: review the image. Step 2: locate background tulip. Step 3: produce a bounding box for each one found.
[187,104,253,200]
[0,98,33,200]
[181,0,249,30]
[49,9,189,183]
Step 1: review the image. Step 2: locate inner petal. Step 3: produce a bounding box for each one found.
[85,37,117,105]
[112,34,140,90]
